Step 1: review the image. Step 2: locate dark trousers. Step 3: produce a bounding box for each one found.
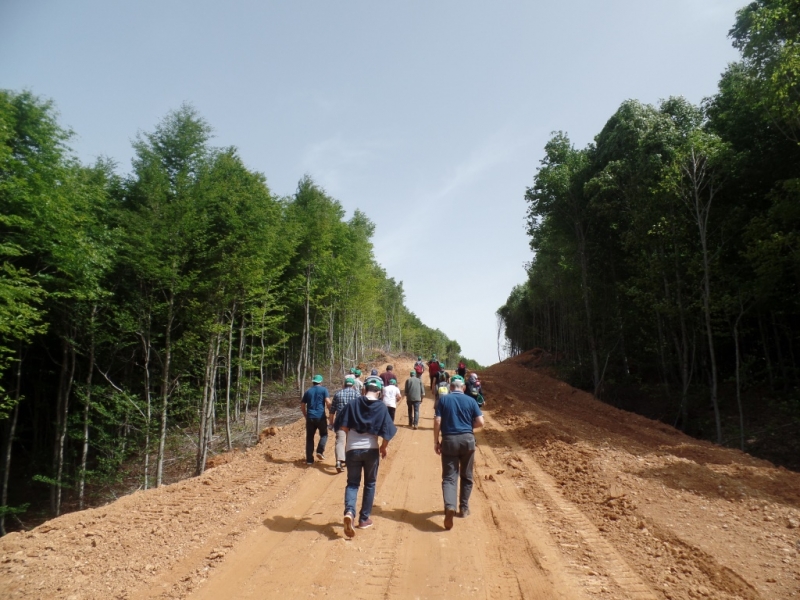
[305,416,328,462]
[407,401,421,426]
[441,432,475,512]
[387,406,396,422]
[344,448,380,522]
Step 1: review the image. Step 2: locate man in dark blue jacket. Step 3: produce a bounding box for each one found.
[433,375,484,530]
[334,376,397,537]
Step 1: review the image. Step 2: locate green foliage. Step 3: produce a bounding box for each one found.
[500,4,800,446]
[0,94,474,525]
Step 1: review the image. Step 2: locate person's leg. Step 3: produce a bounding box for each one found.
[335,429,347,463]
[413,402,421,427]
[406,401,414,427]
[305,418,315,463]
[344,450,363,516]
[315,416,328,457]
[458,434,476,512]
[359,449,380,523]
[387,406,395,421]
[440,437,460,512]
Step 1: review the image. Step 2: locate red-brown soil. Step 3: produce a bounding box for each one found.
[1,355,798,599]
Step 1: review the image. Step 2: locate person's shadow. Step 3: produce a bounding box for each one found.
[263,453,338,476]
[373,507,444,532]
[263,515,340,540]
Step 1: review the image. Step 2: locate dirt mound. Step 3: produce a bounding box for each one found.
[506,347,564,368]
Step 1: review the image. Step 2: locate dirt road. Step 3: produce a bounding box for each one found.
[1,355,799,599]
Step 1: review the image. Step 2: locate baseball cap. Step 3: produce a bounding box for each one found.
[355,369,362,376]
[312,374,323,384]
[365,376,383,390]
[390,378,397,385]
[344,376,355,385]
[450,375,464,384]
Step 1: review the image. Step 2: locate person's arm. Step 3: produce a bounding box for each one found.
[379,437,389,458]
[433,416,442,455]
[301,401,307,417]
[473,415,485,429]
[325,396,332,409]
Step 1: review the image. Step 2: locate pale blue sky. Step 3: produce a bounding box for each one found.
[1,0,744,366]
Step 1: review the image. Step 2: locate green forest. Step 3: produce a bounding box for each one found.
[0,97,469,532]
[498,1,800,452]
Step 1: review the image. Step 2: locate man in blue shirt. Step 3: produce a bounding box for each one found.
[433,375,484,530]
[301,374,331,465]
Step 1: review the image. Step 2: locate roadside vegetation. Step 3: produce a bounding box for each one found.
[0,99,471,533]
[498,0,800,458]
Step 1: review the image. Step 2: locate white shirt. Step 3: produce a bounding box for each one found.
[382,384,401,408]
[346,430,378,451]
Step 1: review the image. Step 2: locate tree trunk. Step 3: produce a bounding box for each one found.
[78,305,97,510]
[156,291,174,488]
[225,304,236,452]
[235,315,246,421]
[576,225,600,396]
[139,322,152,491]
[55,338,76,516]
[733,303,746,451]
[1,352,23,535]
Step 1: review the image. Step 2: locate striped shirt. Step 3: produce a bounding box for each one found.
[331,386,360,416]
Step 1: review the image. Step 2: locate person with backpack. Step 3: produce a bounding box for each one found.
[434,375,484,530]
[404,371,425,429]
[301,374,331,465]
[465,373,485,407]
[334,376,397,536]
[414,356,425,379]
[427,355,440,389]
[456,361,467,379]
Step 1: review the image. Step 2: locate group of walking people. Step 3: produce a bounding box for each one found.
[300,356,485,537]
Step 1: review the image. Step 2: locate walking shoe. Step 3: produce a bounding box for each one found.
[457,507,470,518]
[413,425,417,430]
[306,460,314,465]
[316,452,325,460]
[357,518,373,529]
[343,513,355,538]
[444,509,455,530]
[335,460,343,473]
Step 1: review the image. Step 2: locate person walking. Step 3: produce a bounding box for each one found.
[301,374,331,465]
[434,375,484,530]
[413,356,425,379]
[456,361,467,379]
[465,372,485,407]
[427,355,441,389]
[404,370,425,429]
[334,376,397,537]
[352,368,364,394]
[379,364,396,388]
[382,378,402,422]
[329,376,360,472]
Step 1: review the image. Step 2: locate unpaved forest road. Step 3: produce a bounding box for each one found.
[2,354,800,599]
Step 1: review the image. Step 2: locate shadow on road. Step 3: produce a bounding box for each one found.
[374,507,444,532]
[262,515,340,541]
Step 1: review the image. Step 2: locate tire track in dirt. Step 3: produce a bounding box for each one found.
[484,413,659,599]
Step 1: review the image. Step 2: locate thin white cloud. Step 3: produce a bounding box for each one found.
[300,136,389,195]
[421,129,530,205]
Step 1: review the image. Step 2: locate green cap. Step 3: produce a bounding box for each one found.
[354,369,362,376]
[417,356,422,360]
[390,378,397,385]
[349,367,356,374]
[312,374,323,384]
[450,374,464,383]
[410,371,415,376]
[344,376,355,385]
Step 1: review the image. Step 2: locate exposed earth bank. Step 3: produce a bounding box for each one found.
[1,354,799,599]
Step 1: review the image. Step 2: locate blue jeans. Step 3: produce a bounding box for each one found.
[305,416,328,462]
[344,448,380,522]
[407,401,421,426]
